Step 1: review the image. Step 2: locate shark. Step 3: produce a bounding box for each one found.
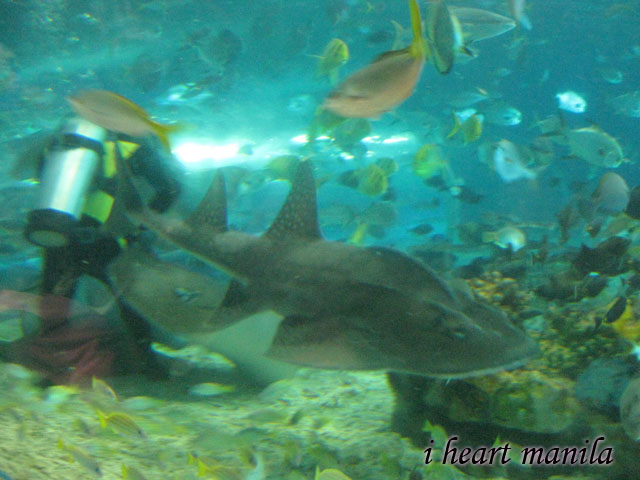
[115,158,539,378]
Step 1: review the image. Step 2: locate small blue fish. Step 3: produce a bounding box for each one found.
[0,471,14,480]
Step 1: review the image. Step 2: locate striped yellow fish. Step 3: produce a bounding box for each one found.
[57,438,102,476]
[91,376,118,401]
[97,410,146,439]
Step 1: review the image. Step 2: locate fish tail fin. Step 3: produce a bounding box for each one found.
[349,223,369,245]
[57,438,74,463]
[459,45,476,58]
[97,410,107,429]
[542,115,567,139]
[151,122,182,152]
[446,112,461,139]
[518,13,532,30]
[391,20,407,51]
[197,459,209,477]
[408,0,426,59]
[155,129,172,152]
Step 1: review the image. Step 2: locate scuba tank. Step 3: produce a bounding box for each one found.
[25,118,107,248]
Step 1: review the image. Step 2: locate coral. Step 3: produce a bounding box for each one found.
[468,272,533,316]
[425,370,582,434]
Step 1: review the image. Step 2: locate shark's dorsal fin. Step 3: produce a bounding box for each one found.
[265,160,322,240]
[185,171,227,233]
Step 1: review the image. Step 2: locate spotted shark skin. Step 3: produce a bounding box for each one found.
[115,158,538,378]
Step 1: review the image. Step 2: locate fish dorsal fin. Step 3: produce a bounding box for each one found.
[185,171,227,233]
[372,48,410,64]
[265,160,322,241]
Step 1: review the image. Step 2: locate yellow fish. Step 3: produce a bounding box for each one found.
[316,38,349,85]
[188,382,236,397]
[91,376,118,401]
[323,0,426,118]
[608,298,640,342]
[188,452,254,480]
[413,144,448,179]
[97,410,146,439]
[447,111,484,144]
[57,438,102,477]
[308,106,347,141]
[44,385,81,403]
[121,464,148,480]
[357,164,388,196]
[315,466,352,480]
[67,89,179,151]
[375,157,398,176]
[348,223,369,245]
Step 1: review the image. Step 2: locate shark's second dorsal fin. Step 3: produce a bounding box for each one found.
[185,171,227,233]
[265,160,322,241]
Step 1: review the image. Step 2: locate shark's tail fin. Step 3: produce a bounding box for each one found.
[185,172,228,233]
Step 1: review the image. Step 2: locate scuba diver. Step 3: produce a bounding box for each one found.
[1,116,181,384]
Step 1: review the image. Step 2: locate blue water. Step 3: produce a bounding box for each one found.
[1,1,640,479]
[2,1,639,247]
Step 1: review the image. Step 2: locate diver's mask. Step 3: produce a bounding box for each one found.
[25,118,107,248]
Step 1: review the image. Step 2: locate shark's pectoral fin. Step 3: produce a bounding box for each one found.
[220,279,251,308]
[108,247,232,334]
[109,248,270,334]
[266,314,385,370]
[212,280,271,327]
[264,160,323,241]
